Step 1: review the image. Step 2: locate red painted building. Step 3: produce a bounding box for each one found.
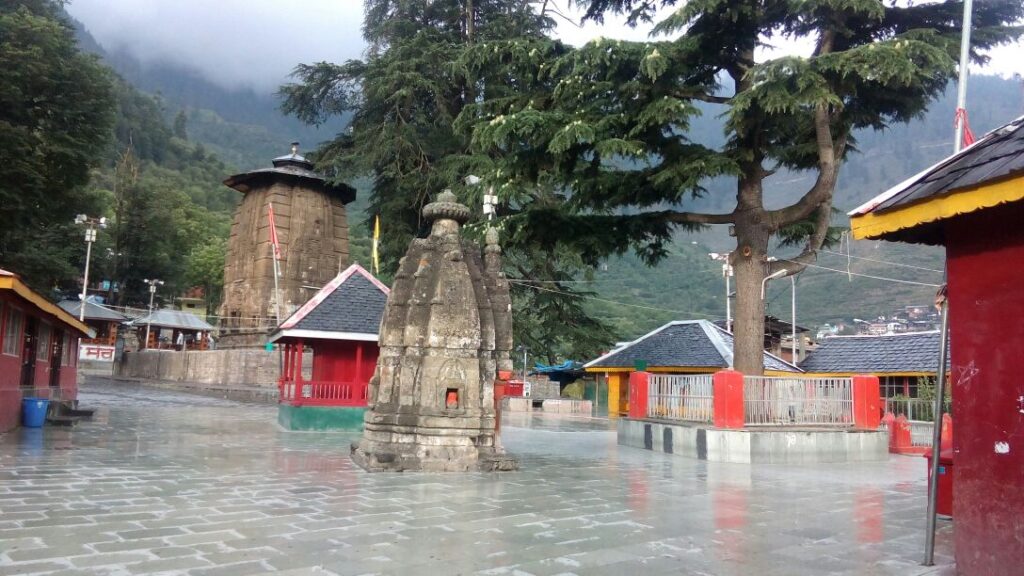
[269,264,389,429]
[851,116,1024,575]
[0,269,94,432]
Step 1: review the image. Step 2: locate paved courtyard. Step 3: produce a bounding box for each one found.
[0,379,954,575]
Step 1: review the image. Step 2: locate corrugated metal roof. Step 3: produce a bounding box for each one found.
[584,320,800,372]
[131,309,214,331]
[800,331,948,374]
[58,300,128,322]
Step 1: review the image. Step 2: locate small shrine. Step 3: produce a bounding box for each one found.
[269,263,389,430]
[351,191,517,472]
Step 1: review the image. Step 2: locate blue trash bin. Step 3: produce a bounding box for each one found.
[21,398,49,428]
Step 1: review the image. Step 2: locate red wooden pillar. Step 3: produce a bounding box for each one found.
[853,374,881,430]
[713,370,745,429]
[628,371,650,419]
[295,340,304,384]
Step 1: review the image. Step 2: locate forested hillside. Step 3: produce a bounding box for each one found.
[71,21,346,170]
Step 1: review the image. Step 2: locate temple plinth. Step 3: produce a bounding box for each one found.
[351,191,517,472]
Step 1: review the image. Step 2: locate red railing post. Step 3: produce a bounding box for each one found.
[712,370,745,429]
[890,414,913,453]
[941,413,953,449]
[852,375,882,430]
[628,372,650,419]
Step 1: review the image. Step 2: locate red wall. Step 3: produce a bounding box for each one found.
[946,201,1024,575]
[311,340,378,386]
[0,301,22,432]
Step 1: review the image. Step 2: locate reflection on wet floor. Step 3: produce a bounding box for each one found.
[0,379,954,576]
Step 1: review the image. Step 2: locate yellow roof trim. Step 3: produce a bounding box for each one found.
[0,276,93,337]
[801,371,935,378]
[850,175,1024,240]
[585,366,801,375]
[584,366,716,374]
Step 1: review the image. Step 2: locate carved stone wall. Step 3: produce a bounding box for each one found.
[218,180,349,348]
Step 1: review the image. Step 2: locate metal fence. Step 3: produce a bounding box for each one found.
[884,397,950,423]
[647,374,714,423]
[744,376,854,426]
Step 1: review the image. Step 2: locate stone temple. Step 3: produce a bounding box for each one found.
[351,191,518,472]
[217,144,355,349]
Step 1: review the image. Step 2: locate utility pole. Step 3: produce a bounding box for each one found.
[144,279,163,349]
[709,253,733,332]
[74,215,107,322]
[791,276,797,363]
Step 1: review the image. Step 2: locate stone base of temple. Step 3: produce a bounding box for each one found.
[350,435,519,472]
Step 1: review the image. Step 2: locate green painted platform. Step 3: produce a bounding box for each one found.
[277,404,366,431]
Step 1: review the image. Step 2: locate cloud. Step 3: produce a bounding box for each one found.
[67,0,1022,95]
[65,0,367,92]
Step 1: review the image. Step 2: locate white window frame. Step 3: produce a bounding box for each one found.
[37,323,50,362]
[2,307,23,357]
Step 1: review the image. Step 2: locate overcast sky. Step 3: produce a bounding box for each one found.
[66,0,1022,93]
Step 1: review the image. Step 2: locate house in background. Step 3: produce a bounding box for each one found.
[800,331,947,399]
[850,115,1024,575]
[584,319,801,417]
[269,264,389,430]
[132,309,215,350]
[58,300,127,346]
[1,269,93,431]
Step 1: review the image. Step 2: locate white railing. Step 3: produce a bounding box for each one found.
[647,374,714,423]
[744,376,854,426]
[884,397,949,423]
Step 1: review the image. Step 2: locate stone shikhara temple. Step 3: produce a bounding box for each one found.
[218,144,356,349]
[351,191,518,472]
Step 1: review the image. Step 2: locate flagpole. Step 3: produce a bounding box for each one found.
[372,214,381,275]
[268,202,282,326]
[953,0,973,154]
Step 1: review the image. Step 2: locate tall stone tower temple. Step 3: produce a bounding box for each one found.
[218,144,355,348]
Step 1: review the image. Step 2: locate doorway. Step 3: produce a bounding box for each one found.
[20,317,37,388]
[49,331,63,389]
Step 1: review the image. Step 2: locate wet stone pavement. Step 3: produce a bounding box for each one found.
[0,379,954,576]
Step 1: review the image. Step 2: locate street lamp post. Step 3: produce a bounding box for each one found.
[709,253,733,332]
[791,276,797,363]
[74,214,107,322]
[143,279,164,349]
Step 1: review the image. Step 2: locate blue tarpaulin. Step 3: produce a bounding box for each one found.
[530,361,584,384]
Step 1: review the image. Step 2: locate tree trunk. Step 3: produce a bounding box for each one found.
[731,216,770,375]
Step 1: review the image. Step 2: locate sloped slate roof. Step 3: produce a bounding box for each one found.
[132,309,214,331]
[272,264,389,341]
[223,153,356,204]
[584,320,799,372]
[800,331,948,374]
[869,116,1024,213]
[58,300,128,323]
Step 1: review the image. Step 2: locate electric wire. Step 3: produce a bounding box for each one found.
[787,261,942,287]
[507,279,722,319]
[818,249,944,273]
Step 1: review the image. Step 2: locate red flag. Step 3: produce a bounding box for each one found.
[268,202,282,259]
[955,108,976,149]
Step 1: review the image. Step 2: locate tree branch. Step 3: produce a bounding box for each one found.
[770,195,834,277]
[662,210,736,225]
[672,90,732,105]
